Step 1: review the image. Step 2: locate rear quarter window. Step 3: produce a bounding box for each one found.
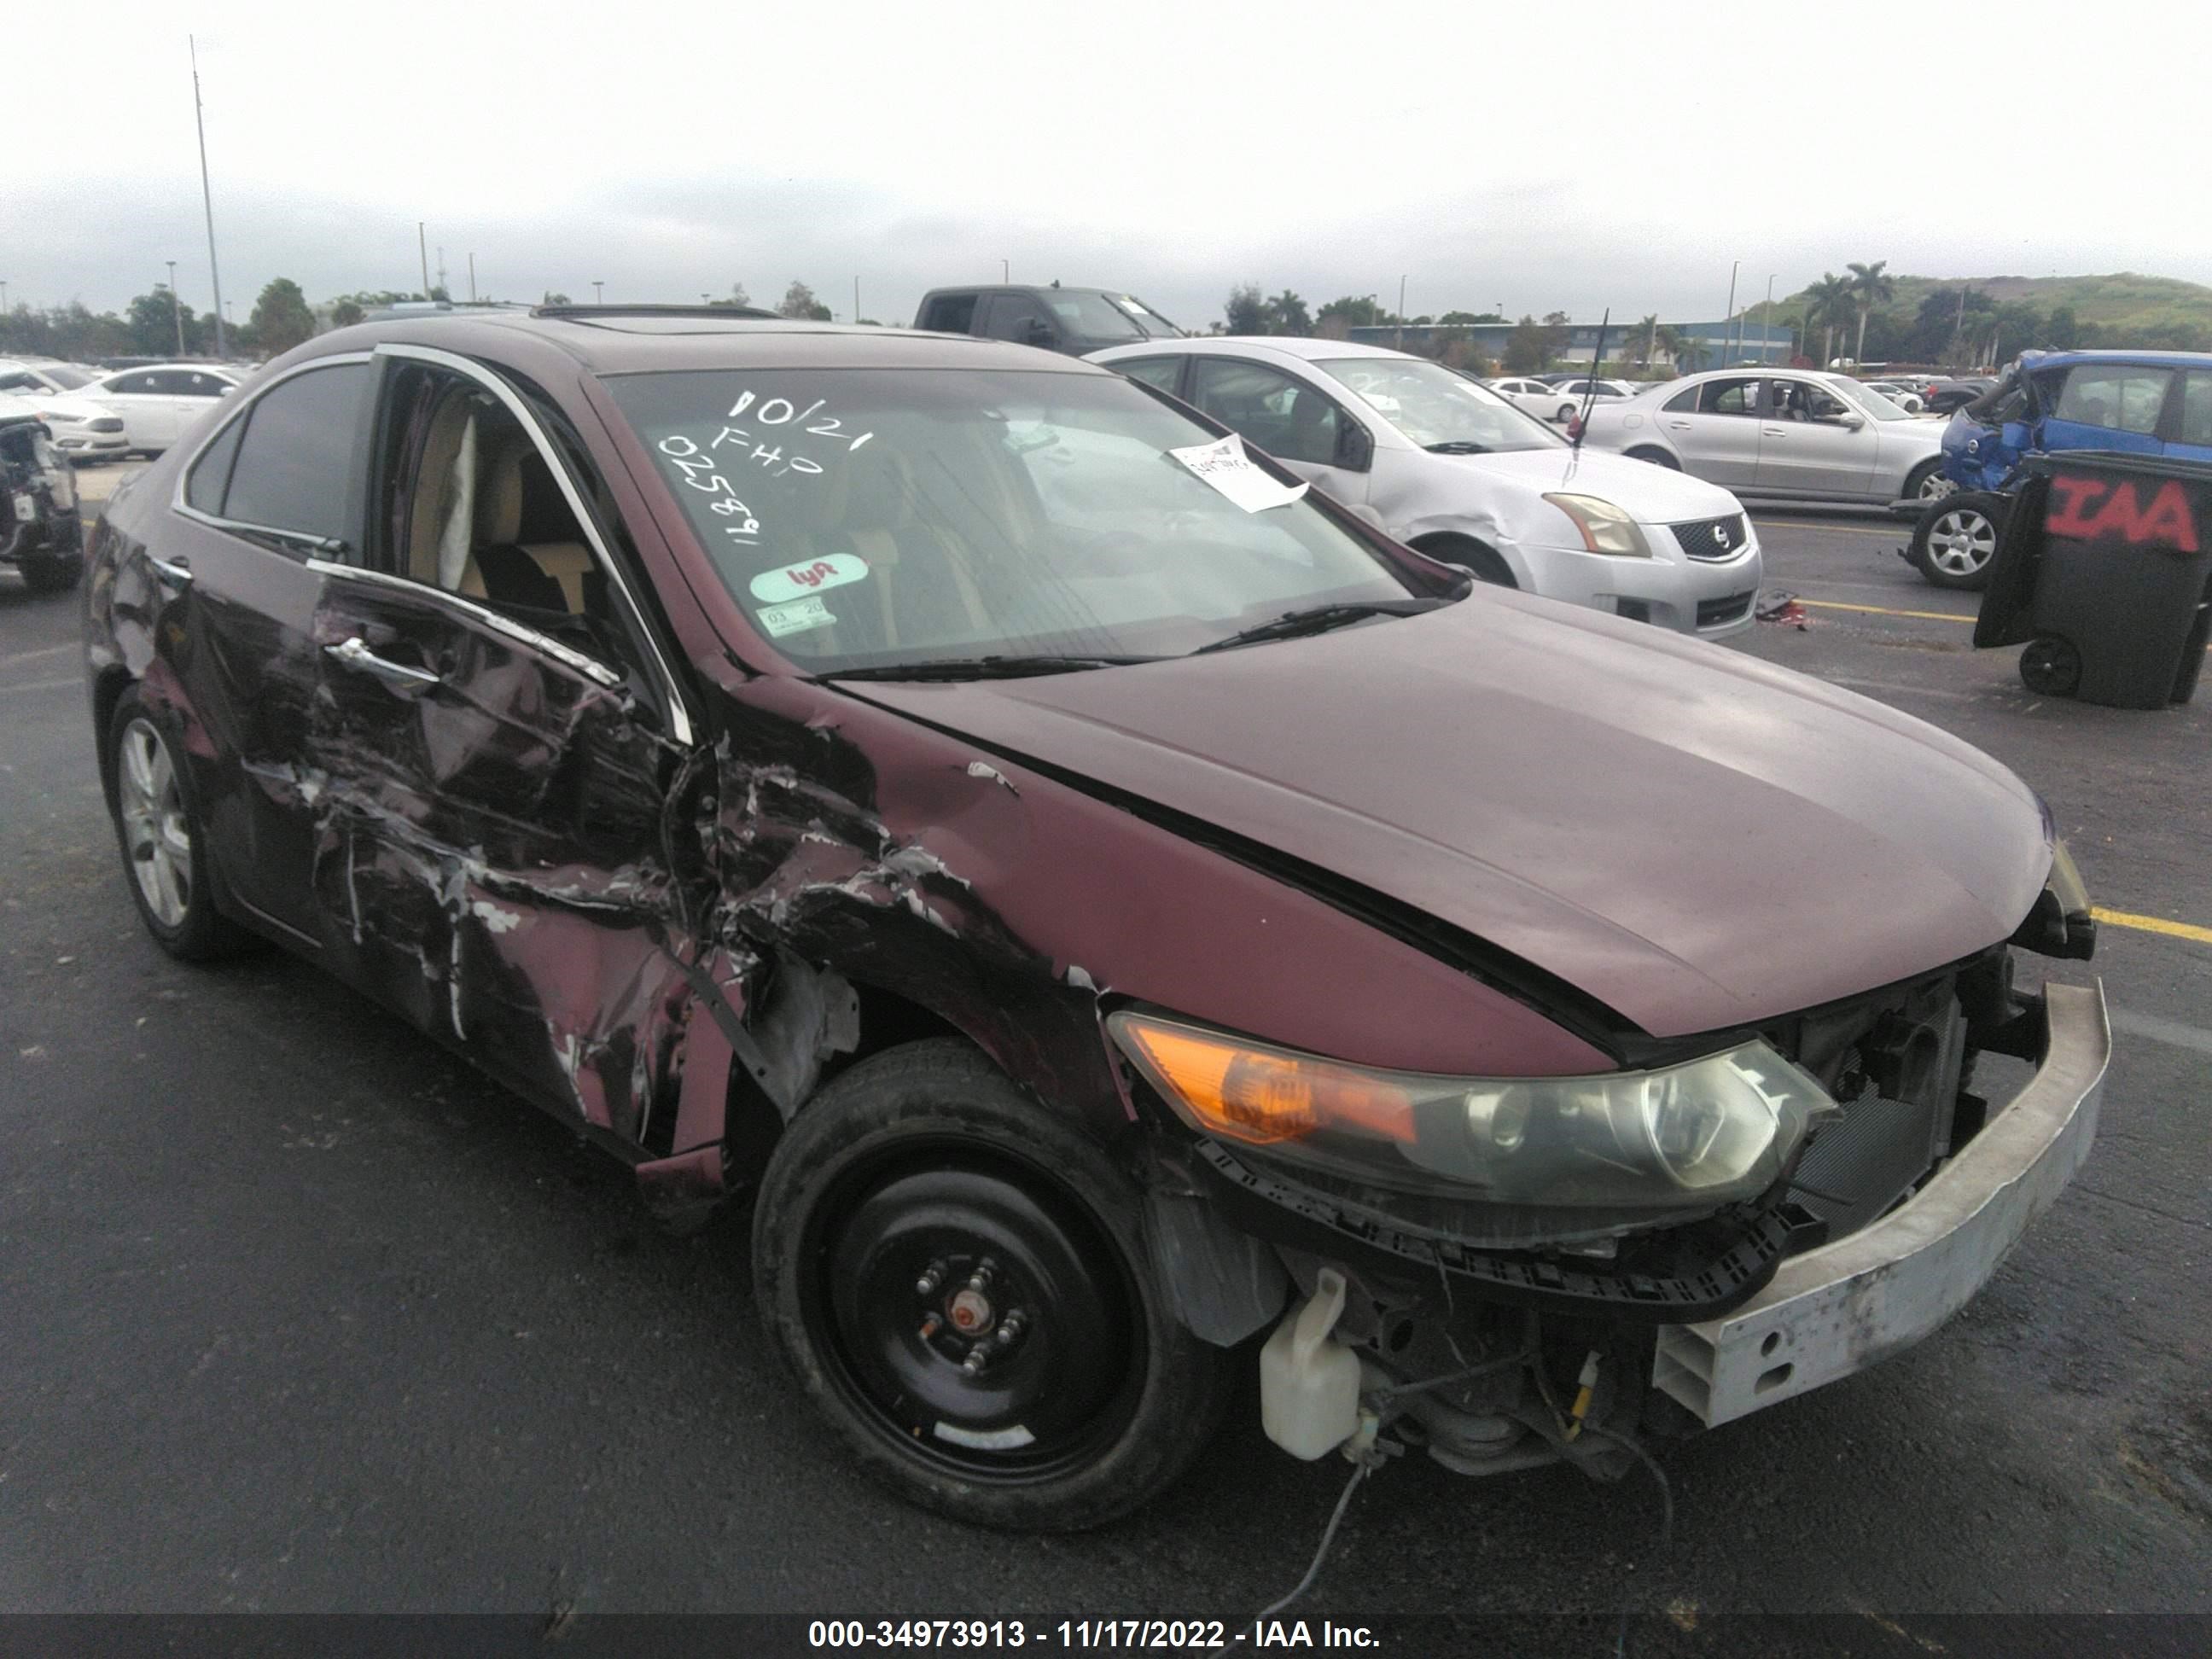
[921,294,978,335]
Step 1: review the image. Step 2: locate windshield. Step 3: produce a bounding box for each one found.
[1822,375,1913,421]
[1114,295,1181,338]
[1313,357,1566,451]
[608,368,1423,674]
[40,364,97,390]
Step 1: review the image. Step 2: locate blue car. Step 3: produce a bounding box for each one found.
[1942,349,2212,490]
[1907,350,2212,589]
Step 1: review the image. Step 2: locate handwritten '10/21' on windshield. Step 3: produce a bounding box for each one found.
[655,391,878,549]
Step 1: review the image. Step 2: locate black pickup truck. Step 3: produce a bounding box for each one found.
[1,405,84,592]
[913,282,1184,356]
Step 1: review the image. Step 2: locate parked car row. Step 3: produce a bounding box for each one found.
[0,356,246,460]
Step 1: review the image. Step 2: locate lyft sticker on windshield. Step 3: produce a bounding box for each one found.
[756,596,837,637]
[750,552,870,603]
[1167,434,1310,513]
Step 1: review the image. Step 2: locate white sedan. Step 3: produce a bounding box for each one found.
[0,359,132,462]
[1577,370,1954,506]
[79,363,244,456]
[1091,336,1763,638]
[1489,376,1587,423]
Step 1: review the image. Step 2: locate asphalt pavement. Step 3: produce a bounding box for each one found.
[3,473,2209,1636]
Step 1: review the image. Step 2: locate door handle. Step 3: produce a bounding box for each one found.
[1667,420,1691,430]
[1761,427,1788,438]
[147,555,192,587]
[324,635,441,695]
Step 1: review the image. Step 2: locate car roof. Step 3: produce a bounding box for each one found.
[2021,349,2212,372]
[289,308,1115,378]
[95,360,238,375]
[1095,335,1412,363]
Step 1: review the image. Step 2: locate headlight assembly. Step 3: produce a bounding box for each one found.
[1109,1011,1834,1213]
[1542,492,1651,556]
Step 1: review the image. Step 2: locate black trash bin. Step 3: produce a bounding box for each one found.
[1975,451,2212,707]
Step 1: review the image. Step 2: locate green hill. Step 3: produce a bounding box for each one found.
[1750,271,2212,365]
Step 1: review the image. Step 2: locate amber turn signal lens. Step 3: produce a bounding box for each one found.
[1111,1016,1415,1146]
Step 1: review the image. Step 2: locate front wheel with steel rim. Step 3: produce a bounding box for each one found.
[106,688,247,960]
[1910,491,2009,590]
[753,1039,1230,1530]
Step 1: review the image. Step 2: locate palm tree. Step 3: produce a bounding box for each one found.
[1846,259,1894,365]
[1633,313,1659,366]
[1806,273,1854,366]
[1652,324,1691,370]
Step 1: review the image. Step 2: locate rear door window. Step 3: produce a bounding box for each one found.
[106,372,162,397]
[1695,376,1762,416]
[920,294,977,334]
[2053,365,2172,435]
[216,362,375,547]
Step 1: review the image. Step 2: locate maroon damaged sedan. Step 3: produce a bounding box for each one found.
[83,308,2109,1530]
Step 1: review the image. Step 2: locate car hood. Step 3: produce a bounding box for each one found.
[1435,445,1747,522]
[852,596,2050,1040]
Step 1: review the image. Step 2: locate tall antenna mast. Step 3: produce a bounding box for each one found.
[190,37,227,356]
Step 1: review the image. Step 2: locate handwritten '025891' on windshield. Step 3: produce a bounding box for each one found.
[654,392,879,554]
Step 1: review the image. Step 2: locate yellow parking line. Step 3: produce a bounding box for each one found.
[1753,520,1911,538]
[1798,597,1976,623]
[2093,907,2212,946]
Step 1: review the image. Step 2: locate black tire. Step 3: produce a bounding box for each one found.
[19,554,82,594]
[103,687,251,961]
[1414,534,1516,588]
[1554,403,1578,424]
[1625,446,1681,469]
[1902,458,1956,505]
[2019,635,2082,697]
[1909,492,2008,591]
[752,1039,1230,1531]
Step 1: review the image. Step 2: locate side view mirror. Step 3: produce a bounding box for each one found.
[1834,413,1866,431]
[1022,319,1056,348]
[1335,422,1375,471]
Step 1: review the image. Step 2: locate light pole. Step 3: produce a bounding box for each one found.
[189,38,226,357]
[593,281,604,305]
[418,223,431,299]
[166,261,184,354]
[1722,260,1738,370]
[854,276,860,323]
[1001,259,1010,282]
[469,253,479,304]
[1764,273,1775,364]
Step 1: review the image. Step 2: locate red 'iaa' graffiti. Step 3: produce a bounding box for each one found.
[2046,475,2201,551]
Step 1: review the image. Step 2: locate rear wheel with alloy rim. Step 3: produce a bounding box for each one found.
[1910,491,2008,590]
[752,1039,1229,1530]
[105,688,248,960]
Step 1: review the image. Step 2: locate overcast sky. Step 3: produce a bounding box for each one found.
[14,1,2210,332]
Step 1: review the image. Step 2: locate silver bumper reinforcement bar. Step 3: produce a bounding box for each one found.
[1653,979,2110,1427]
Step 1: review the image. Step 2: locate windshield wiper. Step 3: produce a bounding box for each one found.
[1424,439,1492,454]
[1193,599,1442,656]
[822,654,1157,683]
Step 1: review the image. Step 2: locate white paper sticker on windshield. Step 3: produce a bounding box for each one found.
[750,553,870,603]
[1167,434,1309,513]
[757,596,836,637]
